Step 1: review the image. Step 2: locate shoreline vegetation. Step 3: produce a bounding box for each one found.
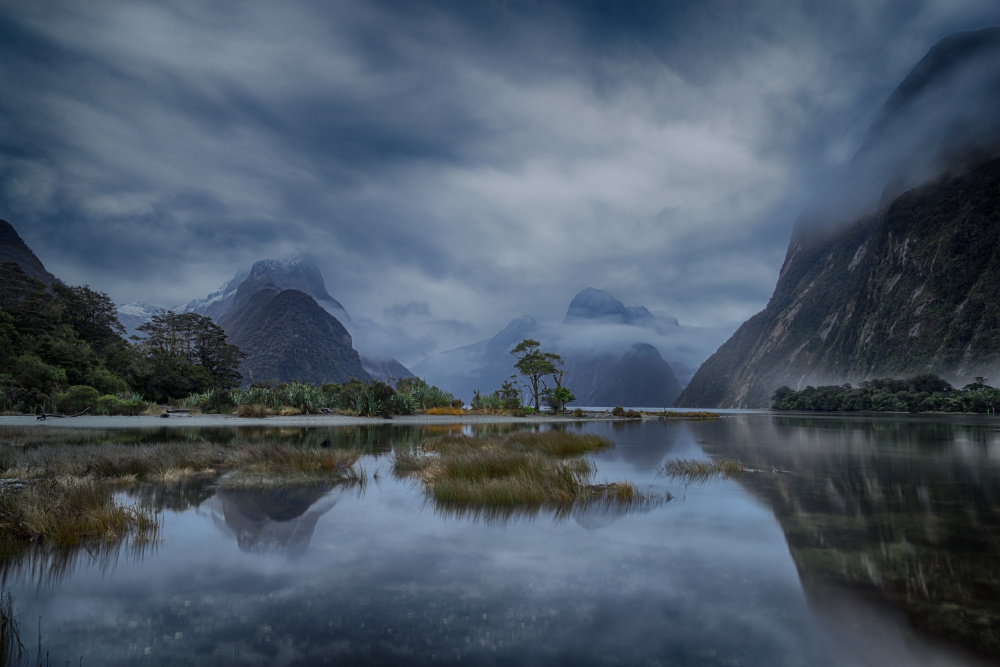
[770,373,1000,413]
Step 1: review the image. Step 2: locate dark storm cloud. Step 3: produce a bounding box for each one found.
[1,0,999,364]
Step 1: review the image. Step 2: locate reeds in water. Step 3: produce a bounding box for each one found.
[393,430,652,511]
[0,591,24,667]
[658,457,757,482]
[0,478,159,552]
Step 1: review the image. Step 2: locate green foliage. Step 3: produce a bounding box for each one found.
[511,339,569,412]
[610,406,641,419]
[471,389,503,411]
[202,389,235,414]
[770,373,1000,413]
[95,394,147,416]
[131,310,246,401]
[543,385,576,413]
[87,366,129,395]
[8,353,66,392]
[54,385,101,414]
[390,390,418,415]
[220,377,452,417]
[499,378,521,409]
[0,263,132,412]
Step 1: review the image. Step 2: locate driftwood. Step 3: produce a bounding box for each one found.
[35,407,91,421]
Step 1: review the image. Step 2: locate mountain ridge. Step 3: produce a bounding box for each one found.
[0,219,59,286]
[220,288,370,387]
[678,27,1000,408]
[413,288,683,406]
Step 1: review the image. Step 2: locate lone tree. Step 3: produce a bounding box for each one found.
[511,338,568,412]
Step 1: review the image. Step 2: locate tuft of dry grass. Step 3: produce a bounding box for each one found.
[423,406,466,416]
[393,430,654,511]
[0,478,159,551]
[235,403,274,418]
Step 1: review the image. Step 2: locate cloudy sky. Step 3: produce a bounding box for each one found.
[2,0,999,366]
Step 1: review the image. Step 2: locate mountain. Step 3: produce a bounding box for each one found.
[116,301,160,339]
[565,343,682,408]
[219,288,370,386]
[0,219,58,286]
[678,28,1000,408]
[179,254,411,381]
[412,290,683,407]
[182,254,349,323]
[179,268,249,322]
[361,356,415,383]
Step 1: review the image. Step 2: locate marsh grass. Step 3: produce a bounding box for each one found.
[647,411,721,421]
[394,431,656,512]
[0,440,362,487]
[0,438,365,566]
[0,591,24,666]
[658,457,758,482]
[0,478,159,554]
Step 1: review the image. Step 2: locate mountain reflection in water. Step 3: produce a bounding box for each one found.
[0,418,997,665]
[206,485,340,555]
[694,413,1000,659]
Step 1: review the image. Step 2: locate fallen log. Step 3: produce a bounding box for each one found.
[36,407,91,421]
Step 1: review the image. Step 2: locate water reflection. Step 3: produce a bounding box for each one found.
[0,421,539,454]
[0,530,158,587]
[205,485,340,555]
[1,418,997,664]
[428,493,667,528]
[694,413,1000,659]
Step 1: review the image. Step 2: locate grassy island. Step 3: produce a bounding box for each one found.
[393,430,650,512]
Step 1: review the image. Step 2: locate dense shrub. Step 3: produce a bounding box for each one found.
[54,385,101,414]
[95,395,146,416]
[202,389,235,414]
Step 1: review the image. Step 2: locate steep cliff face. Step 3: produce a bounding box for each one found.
[220,288,370,386]
[0,219,58,286]
[680,159,1000,407]
[678,28,1000,408]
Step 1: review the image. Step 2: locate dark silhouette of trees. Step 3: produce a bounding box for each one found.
[131,310,245,401]
[771,373,1000,414]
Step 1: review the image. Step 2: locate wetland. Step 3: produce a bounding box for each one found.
[1,413,998,665]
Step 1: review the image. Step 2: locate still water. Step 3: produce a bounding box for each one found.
[4,415,999,665]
